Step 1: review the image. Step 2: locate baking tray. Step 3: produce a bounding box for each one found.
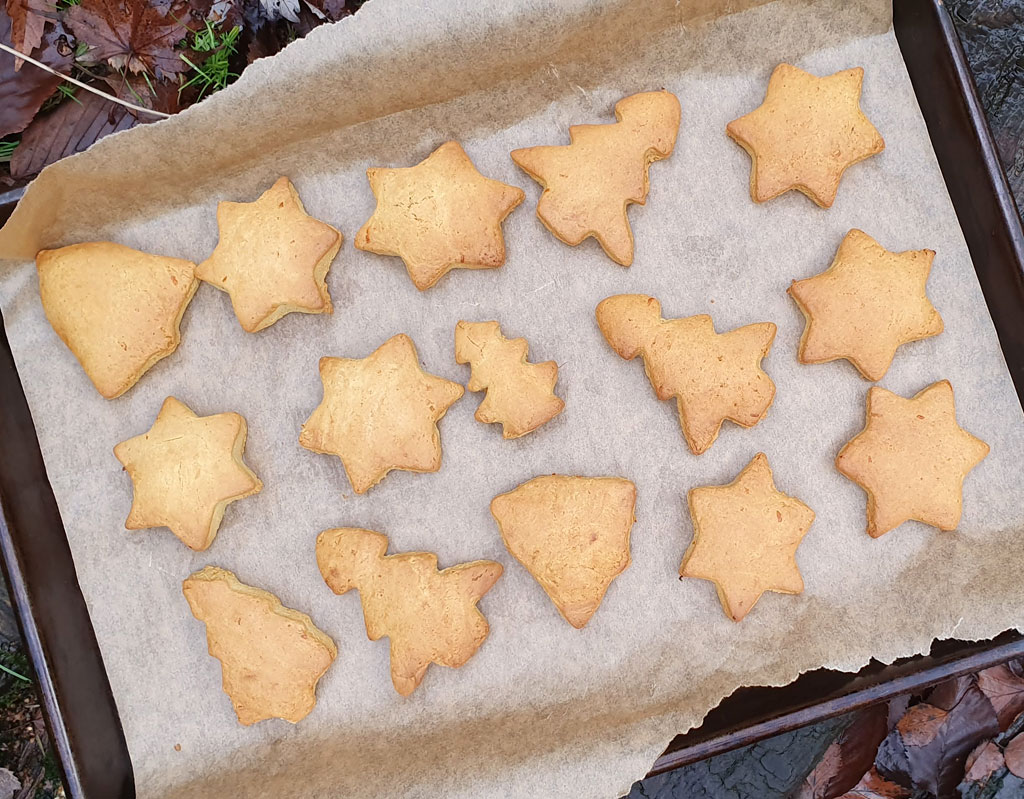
[1,0,1022,795]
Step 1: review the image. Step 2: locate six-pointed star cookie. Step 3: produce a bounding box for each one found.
[596,294,776,454]
[727,64,884,207]
[197,176,342,332]
[789,230,943,380]
[836,381,989,538]
[299,334,464,494]
[511,90,680,266]
[681,453,815,622]
[354,141,524,290]
[114,397,262,551]
[455,320,564,439]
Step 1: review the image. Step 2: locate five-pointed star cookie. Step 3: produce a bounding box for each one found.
[454,320,564,439]
[354,141,524,290]
[197,177,342,332]
[114,397,262,551]
[511,90,680,266]
[681,453,815,622]
[490,475,636,629]
[836,381,989,538]
[727,64,884,207]
[789,230,943,380]
[183,566,337,725]
[299,334,464,494]
[317,527,502,696]
[596,294,776,454]
[36,242,198,399]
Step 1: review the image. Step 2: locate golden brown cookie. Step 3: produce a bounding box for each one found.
[836,381,989,537]
[113,397,262,551]
[182,566,336,725]
[788,229,943,381]
[511,90,680,266]
[454,320,564,439]
[316,527,502,696]
[354,141,524,290]
[596,294,776,455]
[681,453,815,622]
[36,242,198,399]
[726,64,884,207]
[490,475,636,628]
[299,334,464,494]
[196,177,341,333]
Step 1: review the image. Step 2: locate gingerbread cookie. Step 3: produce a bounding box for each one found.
[183,566,336,725]
[114,397,262,551]
[36,242,198,399]
[727,64,884,207]
[454,320,564,439]
[299,334,464,494]
[354,141,524,290]
[681,453,815,622]
[836,381,989,537]
[789,229,943,381]
[511,90,680,266]
[490,475,636,628]
[316,527,502,696]
[596,294,776,454]
[196,177,341,333]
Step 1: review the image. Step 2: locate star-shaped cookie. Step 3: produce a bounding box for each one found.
[490,475,636,628]
[183,566,336,725]
[299,334,464,494]
[454,320,564,439]
[354,141,524,290]
[511,90,680,265]
[727,64,884,207]
[596,294,776,454]
[681,453,815,622]
[197,177,342,332]
[789,230,943,380]
[836,381,989,538]
[114,397,262,551]
[36,242,198,399]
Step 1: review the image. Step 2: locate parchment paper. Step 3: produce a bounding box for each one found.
[2,0,1023,796]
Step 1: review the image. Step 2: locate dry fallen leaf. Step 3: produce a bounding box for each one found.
[838,767,910,799]
[796,705,889,799]
[6,0,44,68]
[962,740,1006,783]
[0,9,73,138]
[64,0,194,77]
[10,88,140,179]
[978,664,1024,731]
[1006,733,1024,779]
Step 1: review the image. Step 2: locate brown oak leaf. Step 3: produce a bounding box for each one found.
[1006,733,1024,779]
[839,767,911,799]
[10,87,140,179]
[6,0,45,68]
[0,9,73,137]
[65,0,195,78]
[977,664,1024,730]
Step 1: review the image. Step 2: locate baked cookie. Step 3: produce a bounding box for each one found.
[354,141,524,290]
[836,381,989,537]
[727,64,884,207]
[789,230,943,381]
[511,90,680,265]
[316,527,502,696]
[681,453,815,622]
[196,177,341,332]
[299,334,464,494]
[454,320,564,439]
[36,242,198,399]
[183,566,336,725]
[596,294,776,454]
[490,475,636,628]
[114,397,262,551]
